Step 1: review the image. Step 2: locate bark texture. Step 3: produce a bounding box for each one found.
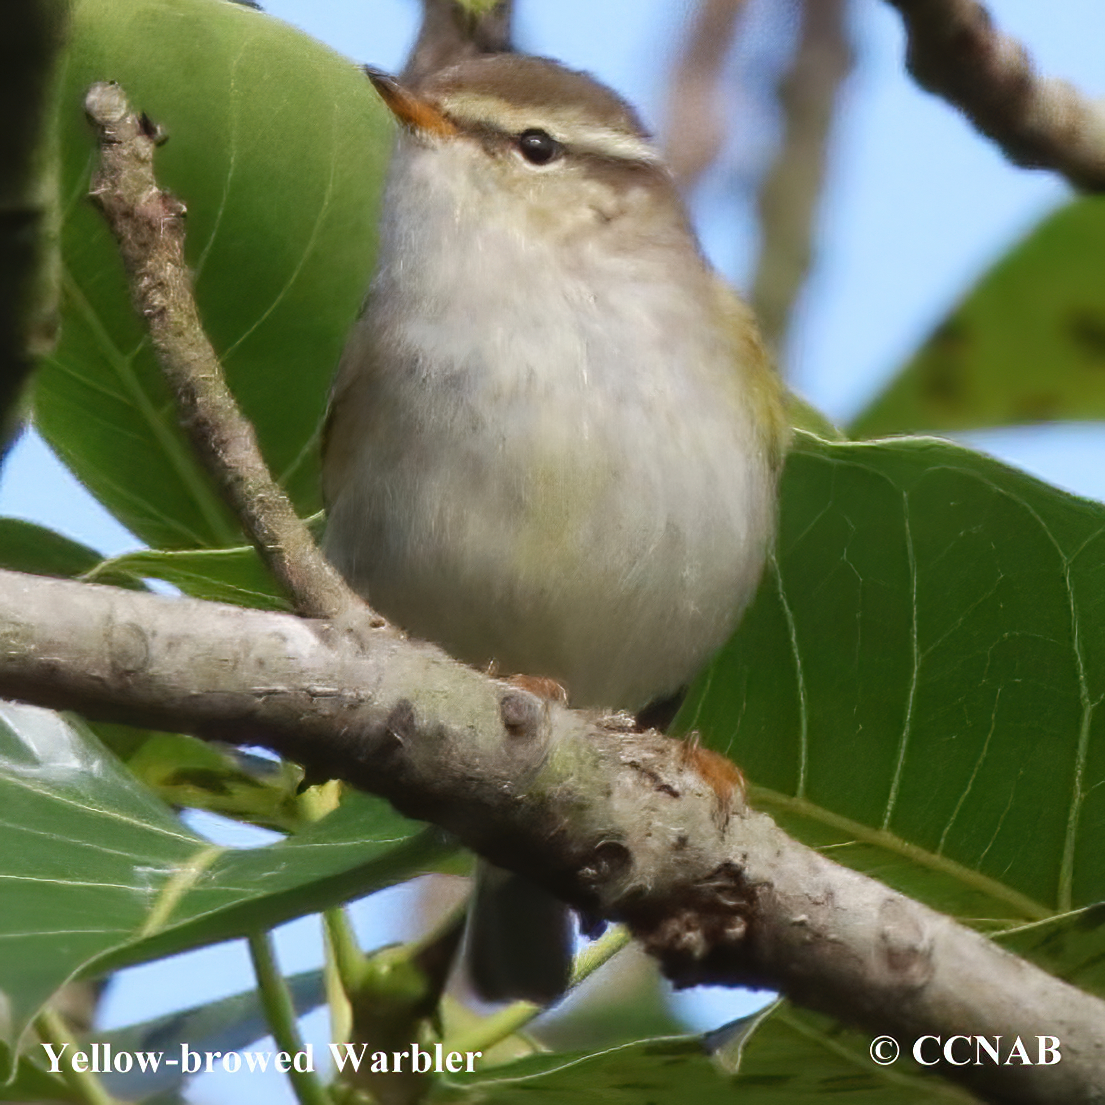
[0,568,1101,1104]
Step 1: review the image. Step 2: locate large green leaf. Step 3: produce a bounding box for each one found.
[430,1004,971,1103]
[995,904,1105,997]
[0,703,455,1052]
[87,544,289,609]
[122,732,304,830]
[0,1042,79,1102]
[79,515,326,609]
[679,431,1105,975]
[0,517,140,588]
[851,198,1105,437]
[36,0,390,548]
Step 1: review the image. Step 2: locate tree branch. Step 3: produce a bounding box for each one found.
[0,567,1102,1103]
[83,82,362,622]
[885,0,1105,191]
[663,0,747,188]
[751,0,853,351]
[403,0,514,85]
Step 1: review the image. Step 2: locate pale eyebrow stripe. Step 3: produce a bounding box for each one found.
[442,92,660,163]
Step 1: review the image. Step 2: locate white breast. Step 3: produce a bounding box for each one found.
[324,138,776,709]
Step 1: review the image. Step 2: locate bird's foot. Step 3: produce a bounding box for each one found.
[504,673,569,705]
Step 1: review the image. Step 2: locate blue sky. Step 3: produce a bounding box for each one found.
[4,1,1104,1101]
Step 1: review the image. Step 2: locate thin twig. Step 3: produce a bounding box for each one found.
[752,0,854,350]
[663,0,748,187]
[886,0,1105,191]
[82,82,364,622]
[248,932,334,1105]
[34,1008,120,1105]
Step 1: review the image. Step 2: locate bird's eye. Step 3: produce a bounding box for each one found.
[517,128,562,166]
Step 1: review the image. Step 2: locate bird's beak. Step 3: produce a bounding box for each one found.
[364,67,457,138]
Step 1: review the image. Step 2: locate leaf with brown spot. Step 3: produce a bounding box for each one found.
[852,197,1105,436]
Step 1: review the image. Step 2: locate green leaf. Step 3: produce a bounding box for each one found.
[37,0,391,548]
[722,1003,974,1102]
[86,718,304,828]
[995,905,1105,998]
[86,544,289,609]
[851,198,1105,437]
[0,517,141,588]
[786,392,845,441]
[678,432,1105,962]
[429,1036,736,1104]
[103,795,460,976]
[123,732,303,830]
[0,704,455,1051]
[430,1004,970,1103]
[0,1041,80,1102]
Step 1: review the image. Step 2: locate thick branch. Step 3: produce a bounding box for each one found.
[0,568,1102,1104]
[83,83,360,621]
[886,0,1105,190]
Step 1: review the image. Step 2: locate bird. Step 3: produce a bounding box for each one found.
[321,52,789,1003]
